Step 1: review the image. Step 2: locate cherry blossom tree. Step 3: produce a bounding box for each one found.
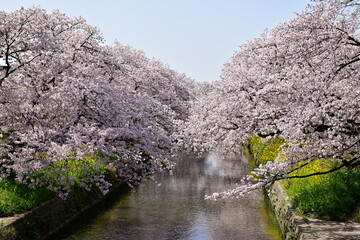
[180,0,360,199]
[106,43,195,120]
[0,7,195,198]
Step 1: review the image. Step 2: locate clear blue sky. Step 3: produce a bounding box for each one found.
[2,0,310,82]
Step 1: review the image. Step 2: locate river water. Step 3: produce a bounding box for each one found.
[53,154,282,240]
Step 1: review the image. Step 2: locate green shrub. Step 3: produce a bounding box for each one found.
[246,136,360,221]
[352,209,360,223]
[284,160,360,221]
[246,136,284,166]
[36,153,108,189]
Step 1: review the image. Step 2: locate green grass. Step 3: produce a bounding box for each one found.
[0,152,120,217]
[284,161,360,221]
[0,178,55,217]
[246,136,360,222]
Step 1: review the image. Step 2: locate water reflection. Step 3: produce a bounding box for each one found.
[53,154,281,240]
[204,154,249,178]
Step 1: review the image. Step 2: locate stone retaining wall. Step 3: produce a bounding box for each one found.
[268,181,360,240]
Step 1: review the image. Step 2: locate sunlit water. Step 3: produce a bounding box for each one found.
[52,154,282,240]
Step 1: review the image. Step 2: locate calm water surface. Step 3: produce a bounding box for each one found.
[53,154,282,240]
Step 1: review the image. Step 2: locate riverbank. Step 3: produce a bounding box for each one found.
[0,183,129,240]
[267,181,360,240]
[244,138,360,239]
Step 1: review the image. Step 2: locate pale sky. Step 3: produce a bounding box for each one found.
[2,0,310,82]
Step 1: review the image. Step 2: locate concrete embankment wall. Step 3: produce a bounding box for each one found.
[0,183,128,240]
[267,181,306,240]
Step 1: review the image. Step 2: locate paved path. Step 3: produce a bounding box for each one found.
[296,217,360,240]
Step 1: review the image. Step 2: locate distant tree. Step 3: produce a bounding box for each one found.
[107,42,196,120]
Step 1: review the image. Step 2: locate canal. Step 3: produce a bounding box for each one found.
[52,154,282,240]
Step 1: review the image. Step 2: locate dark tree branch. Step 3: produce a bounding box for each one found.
[277,157,359,180]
